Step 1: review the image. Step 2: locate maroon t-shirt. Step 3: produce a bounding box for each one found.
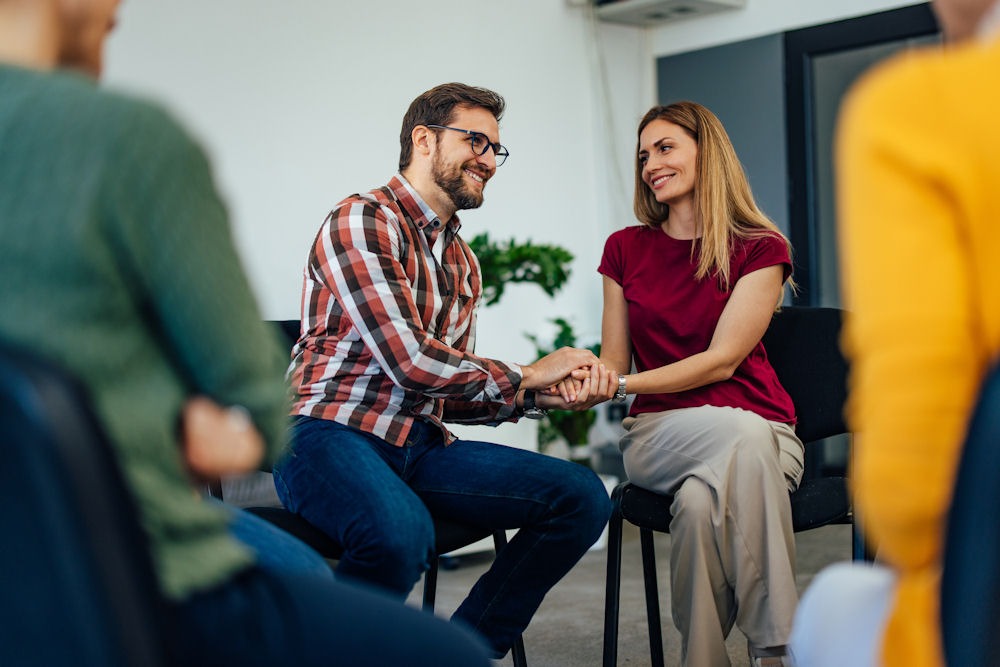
[598,225,796,425]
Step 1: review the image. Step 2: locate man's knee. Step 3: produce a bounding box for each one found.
[337,512,435,595]
[552,465,612,541]
[348,511,435,571]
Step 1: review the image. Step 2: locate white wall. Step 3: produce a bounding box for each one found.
[102,0,925,363]
[103,1,648,369]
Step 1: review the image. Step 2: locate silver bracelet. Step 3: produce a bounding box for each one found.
[612,374,627,403]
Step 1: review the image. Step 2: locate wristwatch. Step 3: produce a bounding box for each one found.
[521,389,548,419]
[612,374,628,403]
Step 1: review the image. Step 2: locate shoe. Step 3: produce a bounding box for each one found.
[751,657,791,667]
[749,644,791,667]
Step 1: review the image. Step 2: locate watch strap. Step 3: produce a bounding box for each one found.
[522,389,548,419]
[612,374,628,403]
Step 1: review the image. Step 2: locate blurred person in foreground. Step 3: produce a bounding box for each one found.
[0,1,492,664]
[790,1,1000,665]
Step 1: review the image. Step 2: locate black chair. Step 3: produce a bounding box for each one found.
[221,320,528,666]
[941,364,1000,667]
[0,342,170,667]
[602,306,858,667]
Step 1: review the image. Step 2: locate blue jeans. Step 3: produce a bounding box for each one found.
[273,416,612,657]
[171,502,490,665]
[226,503,333,579]
[167,565,492,667]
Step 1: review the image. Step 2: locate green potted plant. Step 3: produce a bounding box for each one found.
[525,317,601,462]
[466,232,599,460]
[466,232,574,306]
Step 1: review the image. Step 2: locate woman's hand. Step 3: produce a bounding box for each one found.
[181,396,264,479]
[538,363,616,411]
[521,347,600,401]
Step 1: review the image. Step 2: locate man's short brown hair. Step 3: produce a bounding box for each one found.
[398,83,505,171]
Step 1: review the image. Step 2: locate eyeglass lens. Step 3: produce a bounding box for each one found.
[469,134,509,166]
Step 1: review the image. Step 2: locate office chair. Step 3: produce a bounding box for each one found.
[602,306,857,667]
[941,364,1000,667]
[0,341,169,667]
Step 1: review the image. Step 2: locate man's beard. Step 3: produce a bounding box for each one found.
[432,152,485,211]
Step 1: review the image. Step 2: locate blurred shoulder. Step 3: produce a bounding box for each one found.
[842,36,1000,126]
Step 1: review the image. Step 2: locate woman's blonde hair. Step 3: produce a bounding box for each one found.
[633,101,793,293]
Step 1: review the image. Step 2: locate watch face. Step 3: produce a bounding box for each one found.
[523,408,547,420]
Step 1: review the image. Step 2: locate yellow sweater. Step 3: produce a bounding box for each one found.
[837,35,1000,667]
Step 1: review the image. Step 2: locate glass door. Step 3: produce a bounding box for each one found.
[784,4,939,307]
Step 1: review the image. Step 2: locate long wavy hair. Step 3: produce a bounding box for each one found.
[633,101,793,293]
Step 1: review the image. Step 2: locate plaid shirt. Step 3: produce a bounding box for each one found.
[289,175,523,446]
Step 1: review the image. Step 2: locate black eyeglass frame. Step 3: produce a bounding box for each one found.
[425,124,510,167]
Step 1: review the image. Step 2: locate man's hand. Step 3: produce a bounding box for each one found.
[521,347,600,401]
[181,396,264,479]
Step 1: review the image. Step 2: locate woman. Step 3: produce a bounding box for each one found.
[598,101,803,667]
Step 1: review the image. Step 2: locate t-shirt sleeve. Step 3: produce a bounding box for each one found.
[739,232,792,283]
[598,229,626,284]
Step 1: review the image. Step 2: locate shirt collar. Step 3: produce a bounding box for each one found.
[390,174,462,234]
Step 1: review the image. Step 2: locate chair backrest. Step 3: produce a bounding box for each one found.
[762,306,848,444]
[270,320,301,349]
[941,364,1000,666]
[0,342,169,667]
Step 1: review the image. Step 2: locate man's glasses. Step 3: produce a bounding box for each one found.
[426,125,510,167]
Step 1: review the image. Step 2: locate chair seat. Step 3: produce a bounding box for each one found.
[245,507,345,559]
[245,506,495,560]
[617,476,850,537]
[789,476,850,531]
[244,507,528,666]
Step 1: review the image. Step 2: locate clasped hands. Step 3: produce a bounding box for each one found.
[181,396,264,481]
[180,348,617,480]
[521,346,617,411]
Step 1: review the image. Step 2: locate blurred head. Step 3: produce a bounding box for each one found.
[56,0,121,77]
[932,0,998,41]
[398,82,505,171]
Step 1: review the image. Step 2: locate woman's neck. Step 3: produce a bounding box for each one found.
[661,198,699,240]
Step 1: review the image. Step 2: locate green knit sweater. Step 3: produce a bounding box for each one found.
[0,64,291,600]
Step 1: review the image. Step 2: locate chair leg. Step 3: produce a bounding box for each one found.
[852,520,872,561]
[491,530,528,667]
[509,635,528,667]
[640,528,665,667]
[422,558,439,611]
[602,484,626,667]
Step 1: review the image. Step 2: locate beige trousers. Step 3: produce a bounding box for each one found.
[620,405,805,667]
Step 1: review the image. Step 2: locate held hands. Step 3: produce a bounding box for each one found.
[181,396,264,480]
[521,346,600,402]
[537,359,618,411]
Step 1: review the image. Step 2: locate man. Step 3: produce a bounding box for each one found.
[790,1,1000,666]
[0,1,493,665]
[274,82,614,658]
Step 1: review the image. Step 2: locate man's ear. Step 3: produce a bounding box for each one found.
[411,125,435,161]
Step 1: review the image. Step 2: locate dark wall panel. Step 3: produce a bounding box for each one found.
[656,35,788,235]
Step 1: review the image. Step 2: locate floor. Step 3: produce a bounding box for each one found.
[405,522,854,667]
